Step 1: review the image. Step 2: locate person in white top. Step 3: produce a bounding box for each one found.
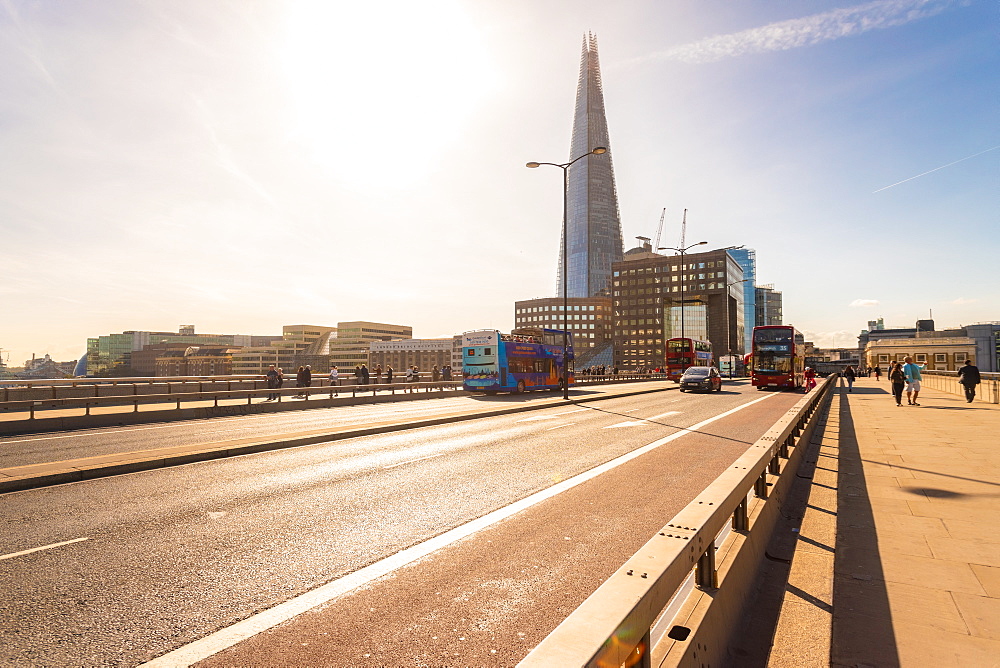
[328,366,339,396]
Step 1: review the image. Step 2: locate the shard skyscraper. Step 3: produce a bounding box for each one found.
[558,33,624,298]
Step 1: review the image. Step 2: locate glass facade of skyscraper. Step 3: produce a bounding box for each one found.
[557,33,623,300]
[727,248,757,352]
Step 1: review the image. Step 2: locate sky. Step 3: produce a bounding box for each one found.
[1,0,997,365]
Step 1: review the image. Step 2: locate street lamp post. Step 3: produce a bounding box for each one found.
[527,146,607,400]
[658,240,707,373]
[724,278,749,378]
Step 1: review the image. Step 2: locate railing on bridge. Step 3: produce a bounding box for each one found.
[518,375,836,668]
[922,369,999,403]
[0,373,670,421]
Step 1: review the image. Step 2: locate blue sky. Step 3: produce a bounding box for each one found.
[1,0,997,365]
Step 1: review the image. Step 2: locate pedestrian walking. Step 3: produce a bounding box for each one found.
[360,364,369,386]
[902,356,924,406]
[375,364,383,385]
[265,364,280,401]
[873,365,881,381]
[888,361,906,406]
[957,359,981,403]
[295,365,306,398]
[432,365,440,383]
[329,365,339,396]
[843,365,856,392]
[386,365,394,386]
[442,364,452,381]
[405,365,414,391]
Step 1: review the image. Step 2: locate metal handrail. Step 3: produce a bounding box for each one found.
[518,375,835,667]
[921,369,999,404]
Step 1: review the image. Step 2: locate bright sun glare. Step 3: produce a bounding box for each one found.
[281,0,494,188]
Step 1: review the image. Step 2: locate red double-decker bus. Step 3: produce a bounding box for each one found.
[666,337,713,381]
[751,325,805,390]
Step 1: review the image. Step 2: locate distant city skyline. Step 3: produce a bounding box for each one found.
[2,0,997,365]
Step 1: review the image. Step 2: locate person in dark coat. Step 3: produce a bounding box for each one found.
[843,365,856,392]
[888,362,906,407]
[295,366,307,398]
[265,364,280,401]
[958,360,981,403]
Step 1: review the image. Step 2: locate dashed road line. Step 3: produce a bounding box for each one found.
[0,537,90,561]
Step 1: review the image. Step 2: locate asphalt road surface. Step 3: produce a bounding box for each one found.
[0,381,801,666]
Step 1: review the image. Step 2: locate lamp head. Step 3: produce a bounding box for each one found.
[526,162,540,168]
[592,146,607,155]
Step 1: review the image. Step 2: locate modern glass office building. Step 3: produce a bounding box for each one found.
[727,248,757,352]
[557,33,624,300]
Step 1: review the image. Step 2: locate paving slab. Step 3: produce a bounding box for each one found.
[765,377,1000,667]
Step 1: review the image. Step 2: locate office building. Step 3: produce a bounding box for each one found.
[558,33,624,299]
[230,325,337,376]
[86,326,262,376]
[329,322,412,371]
[513,297,612,351]
[755,285,783,327]
[612,242,745,370]
[369,339,454,374]
[726,248,757,351]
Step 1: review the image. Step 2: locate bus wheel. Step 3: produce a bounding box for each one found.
[516,380,526,394]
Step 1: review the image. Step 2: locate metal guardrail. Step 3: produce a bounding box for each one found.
[922,369,1000,404]
[518,375,835,667]
[0,381,465,419]
[0,373,672,420]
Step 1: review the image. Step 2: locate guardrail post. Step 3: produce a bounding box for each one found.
[133,399,139,413]
[695,544,718,589]
[754,471,769,498]
[780,436,791,459]
[769,454,781,475]
[733,496,749,532]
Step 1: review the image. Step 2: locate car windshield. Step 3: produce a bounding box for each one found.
[683,368,710,377]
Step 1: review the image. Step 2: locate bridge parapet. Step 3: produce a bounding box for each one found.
[519,375,836,667]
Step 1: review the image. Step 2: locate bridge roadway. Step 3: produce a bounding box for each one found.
[0,380,800,666]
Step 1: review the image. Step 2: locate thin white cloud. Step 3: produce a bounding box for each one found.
[951,297,979,305]
[638,0,963,64]
[849,299,880,307]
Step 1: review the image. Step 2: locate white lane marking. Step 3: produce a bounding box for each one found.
[604,411,682,428]
[138,393,775,668]
[545,423,576,431]
[382,453,445,469]
[515,408,588,422]
[0,537,90,561]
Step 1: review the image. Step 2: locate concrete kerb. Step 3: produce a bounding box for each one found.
[0,382,677,495]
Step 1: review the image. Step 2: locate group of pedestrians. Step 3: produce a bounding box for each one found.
[838,357,983,406]
[882,356,981,406]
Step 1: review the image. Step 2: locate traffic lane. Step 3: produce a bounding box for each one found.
[0,395,486,468]
[197,387,796,666]
[0,385,793,665]
[0,384,749,556]
[0,383,674,468]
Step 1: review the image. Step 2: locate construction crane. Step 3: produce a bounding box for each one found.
[679,208,687,250]
[653,208,666,250]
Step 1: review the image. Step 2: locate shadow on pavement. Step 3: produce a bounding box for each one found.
[830,389,900,666]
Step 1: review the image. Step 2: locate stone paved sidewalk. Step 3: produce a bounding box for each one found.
[768,377,1000,667]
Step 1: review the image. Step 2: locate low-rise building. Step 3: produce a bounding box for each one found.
[369,339,454,375]
[865,337,977,371]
